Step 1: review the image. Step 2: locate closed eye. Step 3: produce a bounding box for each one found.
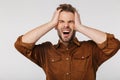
[58,20,64,23]
[68,20,74,24]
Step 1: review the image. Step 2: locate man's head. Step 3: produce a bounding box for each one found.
[56,4,76,43]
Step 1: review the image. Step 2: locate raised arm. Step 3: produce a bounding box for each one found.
[74,11,106,44]
[22,9,61,43]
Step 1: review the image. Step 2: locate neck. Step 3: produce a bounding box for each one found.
[62,42,69,47]
[59,40,71,47]
[59,35,76,47]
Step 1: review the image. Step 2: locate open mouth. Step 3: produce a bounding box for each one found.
[63,31,70,34]
[62,31,70,37]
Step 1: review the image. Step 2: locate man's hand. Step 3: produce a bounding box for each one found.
[74,11,82,31]
[50,9,61,27]
[74,10,106,44]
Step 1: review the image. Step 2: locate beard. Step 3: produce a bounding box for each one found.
[58,30,76,43]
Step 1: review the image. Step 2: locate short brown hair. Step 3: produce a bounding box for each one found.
[57,4,76,13]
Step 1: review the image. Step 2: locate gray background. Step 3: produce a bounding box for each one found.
[0,0,120,80]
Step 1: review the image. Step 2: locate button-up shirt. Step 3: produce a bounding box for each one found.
[14,33,120,80]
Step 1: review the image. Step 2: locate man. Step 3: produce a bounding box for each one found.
[14,4,120,80]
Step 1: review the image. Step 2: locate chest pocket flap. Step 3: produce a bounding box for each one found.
[73,53,90,60]
[49,56,61,63]
[72,53,91,72]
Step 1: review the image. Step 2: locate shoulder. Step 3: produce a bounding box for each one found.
[80,40,97,47]
[34,41,53,48]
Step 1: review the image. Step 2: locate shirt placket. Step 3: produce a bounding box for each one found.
[64,48,71,80]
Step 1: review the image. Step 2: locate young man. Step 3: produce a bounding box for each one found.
[14,4,120,80]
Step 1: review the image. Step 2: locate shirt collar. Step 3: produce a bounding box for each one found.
[54,37,81,49]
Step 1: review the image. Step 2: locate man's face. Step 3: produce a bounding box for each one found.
[56,11,75,43]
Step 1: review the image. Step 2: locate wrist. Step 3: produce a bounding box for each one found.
[48,21,57,28]
[49,21,58,27]
[75,24,83,32]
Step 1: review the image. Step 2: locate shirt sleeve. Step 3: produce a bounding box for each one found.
[97,33,120,55]
[14,35,49,67]
[14,35,35,53]
[93,33,120,67]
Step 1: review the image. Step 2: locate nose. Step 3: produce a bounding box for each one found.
[64,22,69,28]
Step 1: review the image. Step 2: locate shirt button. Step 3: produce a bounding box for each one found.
[51,59,55,62]
[66,72,70,75]
[66,57,69,60]
[66,48,69,50]
[81,56,85,59]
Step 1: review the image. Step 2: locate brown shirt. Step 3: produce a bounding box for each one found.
[14,33,120,80]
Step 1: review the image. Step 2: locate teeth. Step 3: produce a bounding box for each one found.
[63,31,70,34]
[62,29,70,34]
[63,31,69,33]
[63,30,70,32]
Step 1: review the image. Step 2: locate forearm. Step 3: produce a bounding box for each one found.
[77,25,107,44]
[22,22,55,43]
[22,9,61,43]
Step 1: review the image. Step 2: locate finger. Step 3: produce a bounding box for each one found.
[57,9,62,13]
[75,11,80,18]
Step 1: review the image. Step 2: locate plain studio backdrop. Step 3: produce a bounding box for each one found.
[0,0,120,80]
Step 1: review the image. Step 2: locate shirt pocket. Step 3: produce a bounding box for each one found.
[49,56,61,63]
[48,56,63,74]
[72,53,90,72]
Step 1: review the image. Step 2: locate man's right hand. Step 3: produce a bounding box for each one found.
[50,9,62,27]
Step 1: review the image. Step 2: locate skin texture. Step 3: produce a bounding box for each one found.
[56,11,75,45]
